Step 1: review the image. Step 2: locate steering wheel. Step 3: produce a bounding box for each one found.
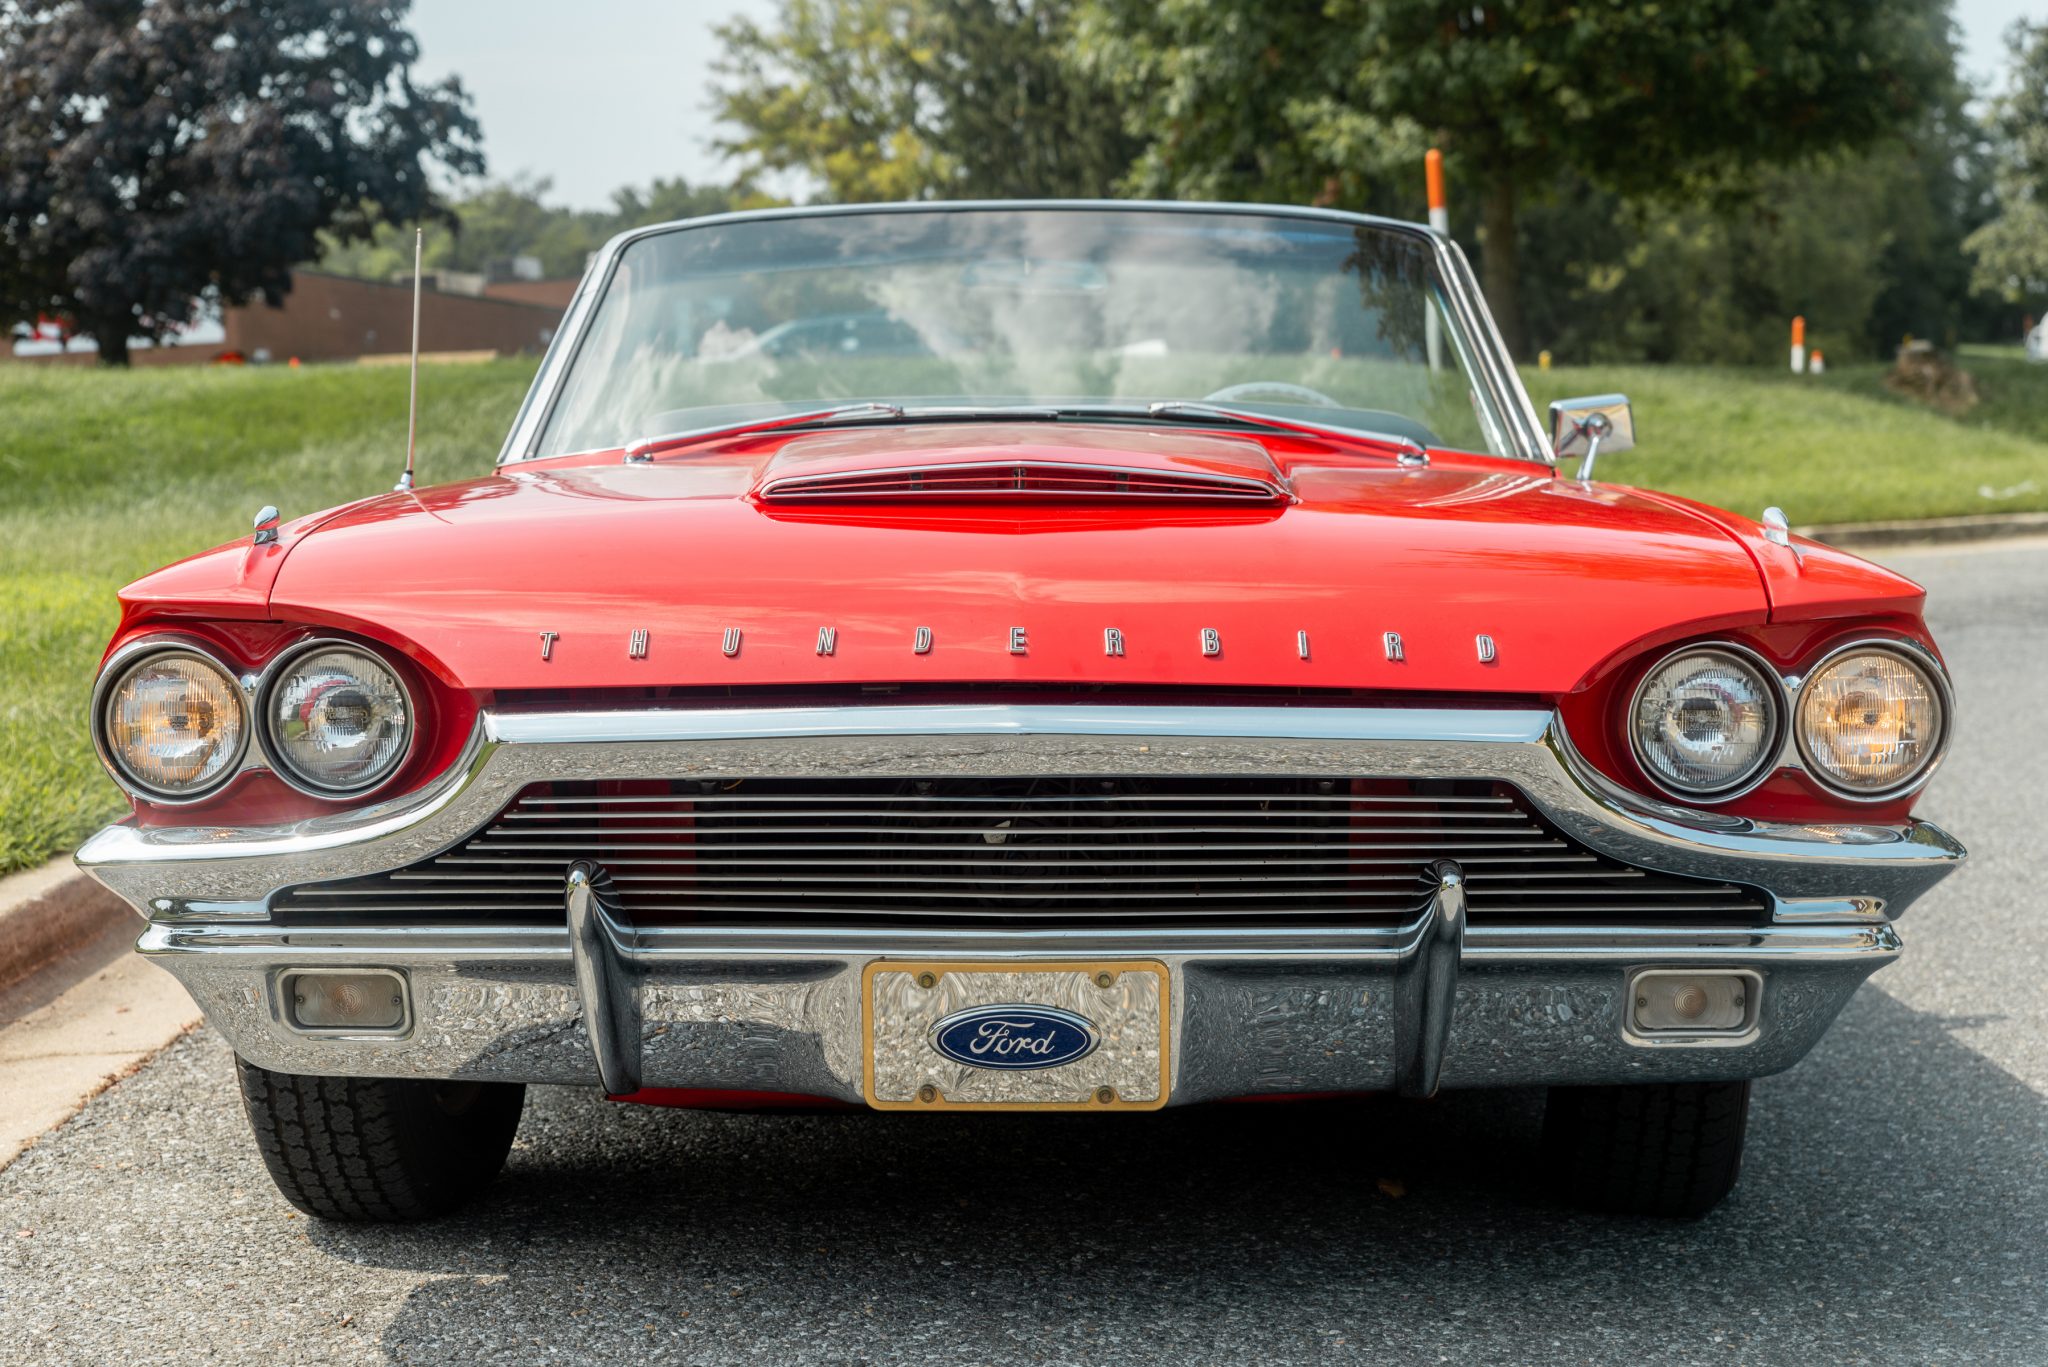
[1202,381,1343,409]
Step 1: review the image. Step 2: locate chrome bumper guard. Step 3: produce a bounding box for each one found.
[85,704,1960,1100]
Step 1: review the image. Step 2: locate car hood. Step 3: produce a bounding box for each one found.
[261,432,1827,698]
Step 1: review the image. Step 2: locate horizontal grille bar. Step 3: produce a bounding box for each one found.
[418,857,1602,877]
[273,775,1770,929]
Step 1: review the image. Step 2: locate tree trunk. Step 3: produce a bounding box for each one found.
[95,329,131,368]
[1480,177,1526,361]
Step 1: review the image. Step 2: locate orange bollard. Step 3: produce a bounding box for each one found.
[1425,149,1448,372]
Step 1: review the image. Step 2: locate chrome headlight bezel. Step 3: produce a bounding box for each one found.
[257,638,419,799]
[1792,639,1953,803]
[1625,642,1784,801]
[90,641,252,805]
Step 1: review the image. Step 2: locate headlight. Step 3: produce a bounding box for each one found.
[97,649,248,800]
[264,645,412,794]
[1795,645,1947,798]
[1630,646,1779,797]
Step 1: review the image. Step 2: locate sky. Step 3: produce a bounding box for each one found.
[408,0,775,209]
[409,0,2045,213]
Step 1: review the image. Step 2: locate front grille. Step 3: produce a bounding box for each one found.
[272,776,1769,928]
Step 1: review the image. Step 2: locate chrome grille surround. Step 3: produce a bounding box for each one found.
[78,703,1965,921]
[81,704,1960,1098]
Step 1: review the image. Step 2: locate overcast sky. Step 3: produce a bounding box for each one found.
[409,0,2044,212]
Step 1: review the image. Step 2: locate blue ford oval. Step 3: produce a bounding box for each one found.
[928,1003,1100,1071]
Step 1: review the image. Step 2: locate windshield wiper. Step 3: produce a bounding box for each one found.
[623,402,906,462]
[1139,402,1429,464]
[622,399,1427,465]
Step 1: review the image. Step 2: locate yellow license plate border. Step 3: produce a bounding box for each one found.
[860,958,1172,1112]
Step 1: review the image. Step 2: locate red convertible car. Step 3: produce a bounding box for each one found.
[78,203,1961,1221]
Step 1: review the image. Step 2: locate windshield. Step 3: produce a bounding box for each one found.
[533,207,1516,459]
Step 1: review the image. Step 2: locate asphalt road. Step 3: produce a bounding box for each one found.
[2,539,2044,1367]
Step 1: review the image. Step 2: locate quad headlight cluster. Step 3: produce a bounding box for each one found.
[1629,640,1948,802]
[95,640,413,803]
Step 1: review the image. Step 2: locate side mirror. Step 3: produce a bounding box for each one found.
[1548,394,1635,481]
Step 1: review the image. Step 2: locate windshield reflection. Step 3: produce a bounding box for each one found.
[538,208,1509,460]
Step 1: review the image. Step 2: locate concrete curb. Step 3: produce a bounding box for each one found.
[1799,510,2048,550]
[0,859,133,996]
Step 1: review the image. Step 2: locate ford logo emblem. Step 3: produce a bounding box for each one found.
[927,1003,1100,1071]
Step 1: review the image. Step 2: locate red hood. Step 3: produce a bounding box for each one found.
[249,424,1831,697]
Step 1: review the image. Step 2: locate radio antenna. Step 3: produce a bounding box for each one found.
[395,225,422,493]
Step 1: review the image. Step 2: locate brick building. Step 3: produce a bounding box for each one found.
[8,269,567,365]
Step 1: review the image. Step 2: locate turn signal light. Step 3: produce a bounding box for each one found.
[1629,969,1757,1035]
[282,970,409,1033]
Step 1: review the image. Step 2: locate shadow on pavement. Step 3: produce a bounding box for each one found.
[311,987,2046,1365]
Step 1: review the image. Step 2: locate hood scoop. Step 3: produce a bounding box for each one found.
[754,422,1291,504]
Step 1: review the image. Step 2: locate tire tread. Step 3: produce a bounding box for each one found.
[236,1058,522,1222]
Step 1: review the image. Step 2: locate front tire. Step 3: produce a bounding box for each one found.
[1541,1079,1751,1218]
[235,1056,525,1222]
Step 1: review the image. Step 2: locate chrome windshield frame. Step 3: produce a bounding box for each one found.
[493,201,1554,469]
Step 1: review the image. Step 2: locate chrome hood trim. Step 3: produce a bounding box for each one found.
[76,704,1964,918]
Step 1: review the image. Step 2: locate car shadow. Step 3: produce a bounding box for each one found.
[310,986,2048,1364]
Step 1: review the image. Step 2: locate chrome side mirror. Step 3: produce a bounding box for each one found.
[1548,394,1635,482]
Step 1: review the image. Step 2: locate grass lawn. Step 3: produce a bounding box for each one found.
[3,352,2046,875]
[0,358,538,875]
[1812,350,2048,450]
[1523,360,2048,522]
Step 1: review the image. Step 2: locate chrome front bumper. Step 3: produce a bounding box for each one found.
[136,914,1902,1098]
[81,704,1962,1099]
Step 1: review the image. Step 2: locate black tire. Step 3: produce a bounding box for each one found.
[1541,1079,1751,1218]
[235,1056,525,1222]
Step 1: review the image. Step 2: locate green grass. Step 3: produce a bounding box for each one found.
[0,358,537,875]
[1524,362,2048,522]
[1811,350,2048,450]
[3,353,2046,875]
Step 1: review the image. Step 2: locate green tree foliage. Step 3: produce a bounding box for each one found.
[0,0,480,365]
[712,0,1141,201]
[1079,0,1956,355]
[1517,83,2000,362]
[316,175,759,284]
[1966,22,2048,304]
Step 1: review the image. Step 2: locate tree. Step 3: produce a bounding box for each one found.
[1511,78,2002,363]
[1078,0,1955,355]
[1966,22,2048,306]
[712,0,1141,202]
[315,174,761,284]
[0,0,480,365]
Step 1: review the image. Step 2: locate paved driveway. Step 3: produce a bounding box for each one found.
[2,540,2042,1366]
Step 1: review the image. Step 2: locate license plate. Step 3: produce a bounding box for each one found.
[862,960,1170,1111]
